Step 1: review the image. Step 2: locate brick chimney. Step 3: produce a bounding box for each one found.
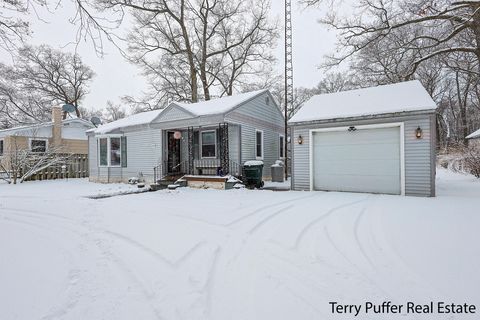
[51,106,63,147]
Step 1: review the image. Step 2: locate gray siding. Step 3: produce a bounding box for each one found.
[89,128,162,183]
[225,93,285,179]
[291,113,436,196]
[156,107,193,122]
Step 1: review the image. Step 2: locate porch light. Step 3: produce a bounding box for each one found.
[415,126,423,139]
[297,135,303,145]
[173,131,182,140]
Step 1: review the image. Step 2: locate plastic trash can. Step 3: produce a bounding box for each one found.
[243,161,264,189]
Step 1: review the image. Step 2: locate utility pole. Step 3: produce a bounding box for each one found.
[284,0,293,178]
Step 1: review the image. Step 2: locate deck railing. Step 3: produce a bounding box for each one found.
[153,159,243,182]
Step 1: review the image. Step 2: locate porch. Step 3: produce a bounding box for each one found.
[153,123,242,182]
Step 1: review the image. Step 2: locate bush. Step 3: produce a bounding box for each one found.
[438,143,480,178]
[463,145,480,178]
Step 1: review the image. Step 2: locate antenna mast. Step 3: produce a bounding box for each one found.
[284,0,293,178]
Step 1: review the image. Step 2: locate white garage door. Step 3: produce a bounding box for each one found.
[312,126,402,195]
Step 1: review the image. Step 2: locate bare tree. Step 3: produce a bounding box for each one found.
[0,132,70,184]
[306,0,480,75]
[110,0,278,105]
[0,45,95,124]
[103,100,126,122]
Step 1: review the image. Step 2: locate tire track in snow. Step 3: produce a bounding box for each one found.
[293,197,370,250]
[0,208,165,320]
[353,196,377,269]
[246,204,295,234]
[324,224,392,298]
[356,201,442,300]
[225,192,319,227]
[0,214,86,320]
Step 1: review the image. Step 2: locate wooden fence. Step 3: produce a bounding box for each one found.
[24,153,89,181]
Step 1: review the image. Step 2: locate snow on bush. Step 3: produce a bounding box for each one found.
[438,145,480,178]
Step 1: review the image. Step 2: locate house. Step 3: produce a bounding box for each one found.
[0,106,94,162]
[289,80,437,197]
[466,129,480,148]
[87,90,284,183]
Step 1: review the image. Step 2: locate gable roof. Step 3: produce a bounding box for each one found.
[89,109,164,134]
[466,128,480,139]
[89,90,274,134]
[173,89,268,116]
[0,118,94,138]
[289,80,437,123]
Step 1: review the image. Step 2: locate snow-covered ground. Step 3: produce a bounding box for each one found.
[0,169,479,320]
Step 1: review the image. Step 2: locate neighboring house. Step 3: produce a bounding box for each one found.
[466,129,480,148]
[0,106,94,166]
[289,80,437,197]
[87,90,284,183]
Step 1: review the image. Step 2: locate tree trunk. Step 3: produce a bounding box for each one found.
[455,71,469,146]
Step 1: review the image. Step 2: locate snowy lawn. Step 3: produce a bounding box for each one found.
[0,169,479,320]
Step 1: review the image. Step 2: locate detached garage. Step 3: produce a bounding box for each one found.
[289,80,437,197]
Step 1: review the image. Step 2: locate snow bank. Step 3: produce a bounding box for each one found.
[290,80,437,123]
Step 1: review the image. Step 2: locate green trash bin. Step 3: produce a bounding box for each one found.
[243,161,264,189]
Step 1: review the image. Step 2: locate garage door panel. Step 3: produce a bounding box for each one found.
[312,127,401,195]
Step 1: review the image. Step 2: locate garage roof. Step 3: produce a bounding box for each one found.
[289,80,437,123]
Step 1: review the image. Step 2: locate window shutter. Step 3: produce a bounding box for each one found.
[121,136,127,167]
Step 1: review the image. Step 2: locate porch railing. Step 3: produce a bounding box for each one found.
[153,159,243,183]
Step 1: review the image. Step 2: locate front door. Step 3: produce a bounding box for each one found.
[167,131,181,173]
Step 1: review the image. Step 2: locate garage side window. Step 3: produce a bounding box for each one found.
[279,135,284,158]
[256,130,263,159]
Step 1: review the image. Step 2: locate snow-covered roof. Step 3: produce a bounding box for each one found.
[289,80,437,123]
[466,128,480,139]
[174,90,268,116]
[89,109,165,134]
[0,118,94,138]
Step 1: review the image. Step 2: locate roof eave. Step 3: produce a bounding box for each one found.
[288,108,437,126]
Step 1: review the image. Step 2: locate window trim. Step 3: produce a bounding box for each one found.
[279,134,285,159]
[200,130,217,159]
[29,138,48,153]
[255,129,264,160]
[98,136,123,168]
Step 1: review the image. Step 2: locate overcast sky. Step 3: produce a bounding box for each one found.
[0,1,338,112]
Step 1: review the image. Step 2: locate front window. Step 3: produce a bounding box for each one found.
[201,130,216,158]
[110,137,121,166]
[256,130,263,159]
[0,139,3,155]
[279,135,285,158]
[30,139,47,153]
[99,138,108,166]
[98,137,122,167]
